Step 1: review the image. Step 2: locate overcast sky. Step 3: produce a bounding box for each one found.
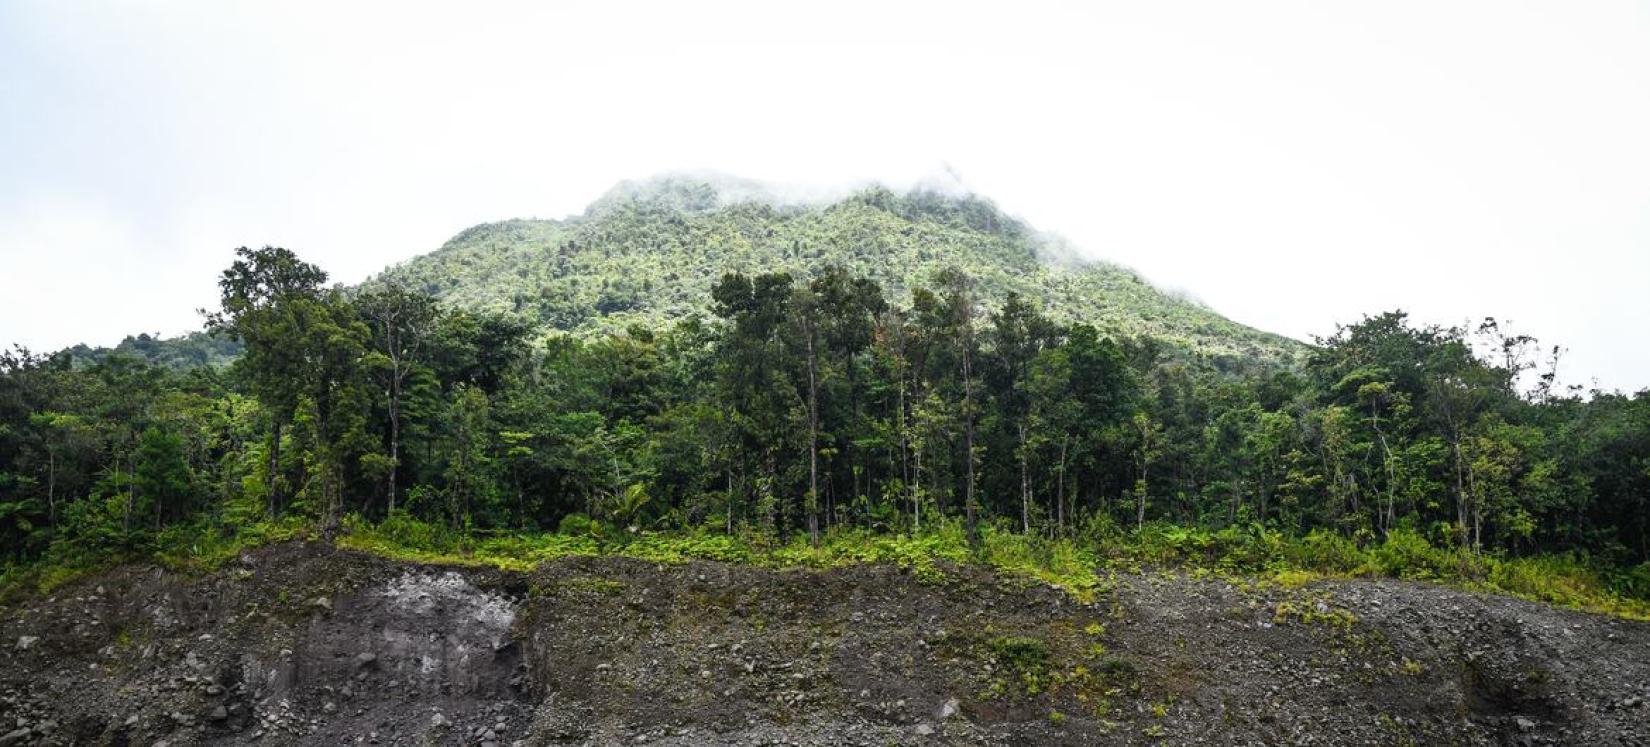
[2,1,1647,391]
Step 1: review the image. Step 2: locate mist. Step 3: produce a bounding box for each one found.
[2,0,1647,391]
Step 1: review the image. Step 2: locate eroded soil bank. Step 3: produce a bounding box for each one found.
[1,541,1647,745]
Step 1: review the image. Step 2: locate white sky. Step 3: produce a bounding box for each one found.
[2,1,1647,391]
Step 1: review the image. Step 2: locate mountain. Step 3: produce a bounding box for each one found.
[372,174,1306,368]
[59,330,242,371]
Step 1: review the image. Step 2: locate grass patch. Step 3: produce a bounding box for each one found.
[336,513,1106,600]
[1097,522,1650,620]
[6,511,1647,622]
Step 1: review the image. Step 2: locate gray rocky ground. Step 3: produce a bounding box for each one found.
[1,541,1647,745]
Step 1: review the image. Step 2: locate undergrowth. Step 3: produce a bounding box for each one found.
[5,512,1647,620]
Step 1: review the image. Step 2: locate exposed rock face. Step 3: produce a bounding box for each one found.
[1,541,1647,745]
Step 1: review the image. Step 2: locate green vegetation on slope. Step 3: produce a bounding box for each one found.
[5,183,1649,627]
[9,512,1646,622]
[373,175,1303,369]
[60,330,242,371]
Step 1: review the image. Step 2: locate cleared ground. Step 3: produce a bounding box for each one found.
[2,540,1647,745]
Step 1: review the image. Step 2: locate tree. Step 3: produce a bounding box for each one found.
[133,427,193,530]
[205,246,328,518]
[987,292,1053,533]
[441,385,494,530]
[358,285,438,513]
[790,285,824,544]
[935,268,981,546]
[711,272,799,534]
[1132,412,1163,529]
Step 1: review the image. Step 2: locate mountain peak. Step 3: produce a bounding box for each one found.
[585,172,849,216]
[378,174,1304,367]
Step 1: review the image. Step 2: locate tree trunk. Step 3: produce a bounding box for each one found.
[961,336,978,548]
[804,320,821,545]
[912,439,923,533]
[268,420,283,518]
[1018,422,1030,534]
[46,450,56,526]
[899,369,913,532]
[1452,438,1468,549]
[1055,435,1068,536]
[1137,465,1148,530]
[387,371,401,515]
[1371,404,1397,537]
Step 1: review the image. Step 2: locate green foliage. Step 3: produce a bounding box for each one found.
[5,187,1650,628]
[372,176,1303,366]
[62,330,242,372]
[988,635,1053,696]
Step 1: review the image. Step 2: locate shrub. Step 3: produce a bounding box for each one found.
[1613,563,1650,601]
[1367,527,1448,579]
[1211,524,1284,573]
[1286,530,1365,574]
[557,512,596,536]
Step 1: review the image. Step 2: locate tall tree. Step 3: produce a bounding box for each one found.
[936,268,981,545]
[205,246,328,517]
[358,285,438,513]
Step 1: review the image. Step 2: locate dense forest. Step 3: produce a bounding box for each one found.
[3,243,1648,601]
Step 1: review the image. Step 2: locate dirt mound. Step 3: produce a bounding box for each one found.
[1,542,1647,745]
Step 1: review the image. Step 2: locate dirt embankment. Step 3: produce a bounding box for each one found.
[1,541,1647,746]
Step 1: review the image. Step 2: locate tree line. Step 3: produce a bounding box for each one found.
[2,246,1647,572]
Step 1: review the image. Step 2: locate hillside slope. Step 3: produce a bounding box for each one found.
[2,542,1647,745]
[374,174,1305,366]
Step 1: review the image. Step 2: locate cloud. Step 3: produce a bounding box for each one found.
[1,0,1647,391]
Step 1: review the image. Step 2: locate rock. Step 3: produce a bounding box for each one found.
[354,652,377,668]
[938,697,960,720]
[430,713,448,728]
[209,706,228,722]
[915,724,935,736]
[0,728,32,746]
[309,596,332,612]
[1517,717,1537,732]
[323,702,336,714]
[14,636,38,651]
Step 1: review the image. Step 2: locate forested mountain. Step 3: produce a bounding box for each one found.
[372,174,1304,370]
[4,177,1649,627]
[60,330,242,371]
